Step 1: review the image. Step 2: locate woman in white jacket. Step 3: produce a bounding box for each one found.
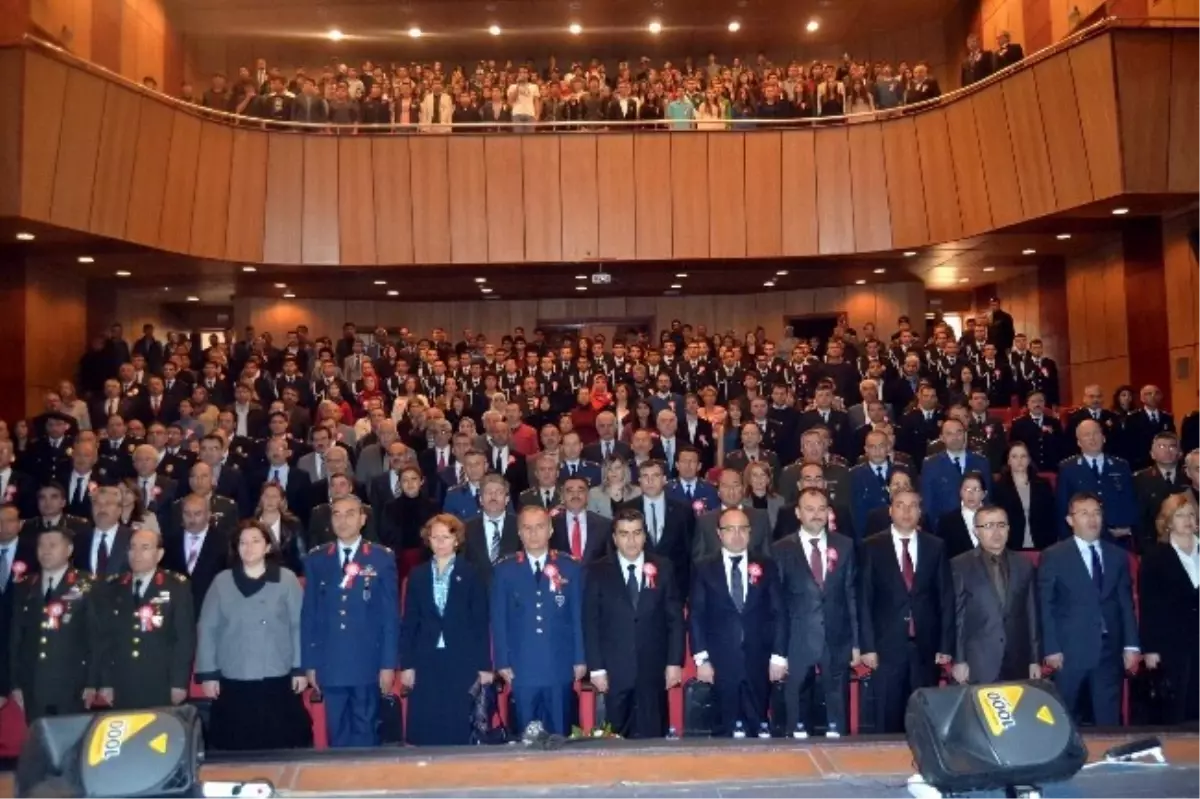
[695,89,727,131]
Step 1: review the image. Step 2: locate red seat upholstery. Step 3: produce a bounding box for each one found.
[1039,471,1057,491]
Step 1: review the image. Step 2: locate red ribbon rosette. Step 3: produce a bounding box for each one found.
[543,563,562,591]
[88,481,99,496]
[11,560,26,580]
[692,500,705,514]
[341,562,361,590]
[4,484,15,501]
[643,563,657,589]
[47,601,64,629]
[747,562,763,586]
[138,605,155,632]
[827,508,838,533]
[827,547,839,574]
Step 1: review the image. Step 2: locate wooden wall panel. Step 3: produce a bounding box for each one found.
[409,136,452,264]
[634,135,672,260]
[670,134,710,259]
[124,98,173,247]
[596,135,635,260]
[372,137,415,265]
[1001,70,1056,219]
[0,53,21,220]
[20,55,69,221]
[1068,35,1124,199]
[1032,55,1093,210]
[943,100,993,236]
[913,110,963,243]
[1167,31,1199,193]
[1102,251,1130,362]
[521,136,563,263]
[559,136,599,261]
[880,118,929,249]
[1065,256,1091,366]
[780,131,818,256]
[847,123,891,252]
[89,84,143,239]
[707,133,746,259]
[814,127,855,255]
[743,133,782,258]
[484,137,525,263]
[157,111,202,253]
[188,124,233,260]
[336,137,376,265]
[300,135,339,265]
[1114,32,1172,193]
[971,85,1024,228]
[50,69,106,231]
[446,136,488,264]
[224,130,268,263]
[1163,214,1199,356]
[262,133,304,265]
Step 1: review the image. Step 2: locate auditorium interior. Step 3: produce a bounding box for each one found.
[0,0,1198,794]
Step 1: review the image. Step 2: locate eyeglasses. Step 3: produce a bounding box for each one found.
[719,525,753,534]
[976,521,1010,531]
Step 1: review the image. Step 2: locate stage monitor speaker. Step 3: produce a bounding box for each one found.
[15,705,203,798]
[904,680,1087,794]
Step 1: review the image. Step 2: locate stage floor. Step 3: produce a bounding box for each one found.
[186,734,1199,798]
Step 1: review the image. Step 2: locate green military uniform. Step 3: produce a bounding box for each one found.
[101,569,196,710]
[519,487,561,509]
[8,567,102,722]
[968,416,1008,475]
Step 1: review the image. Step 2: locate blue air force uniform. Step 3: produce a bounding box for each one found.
[443,484,482,521]
[1055,454,1138,544]
[490,550,585,735]
[666,478,720,515]
[301,538,400,747]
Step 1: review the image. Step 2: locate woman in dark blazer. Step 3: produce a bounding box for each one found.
[991,442,1057,551]
[255,481,306,575]
[1138,493,1199,724]
[400,513,493,746]
[381,466,439,581]
[935,470,988,559]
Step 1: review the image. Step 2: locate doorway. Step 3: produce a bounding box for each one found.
[785,314,841,354]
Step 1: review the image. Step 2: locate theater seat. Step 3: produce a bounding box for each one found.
[988,407,1015,428]
[1039,471,1057,491]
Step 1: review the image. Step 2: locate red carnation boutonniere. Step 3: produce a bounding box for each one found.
[827,508,838,533]
[543,563,566,592]
[993,369,1001,379]
[748,562,763,586]
[516,551,526,564]
[88,481,98,496]
[985,424,994,437]
[549,506,562,518]
[152,486,162,498]
[1041,367,1050,377]
[138,605,155,632]
[340,562,361,590]
[827,547,839,574]
[508,455,516,467]
[3,484,16,502]
[11,561,26,582]
[642,563,658,590]
[66,571,76,585]
[154,572,165,586]
[692,499,705,514]
[1041,425,1053,435]
[46,602,65,630]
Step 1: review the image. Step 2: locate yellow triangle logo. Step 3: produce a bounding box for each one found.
[149,732,168,754]
[87,713,158,766]
[1036,706,1055,725]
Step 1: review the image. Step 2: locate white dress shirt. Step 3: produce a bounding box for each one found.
[0,538,18,591]
[1173,539,1200,588]
[643,494,666,541]
[891,526,919,571]
[722,548,748,603]
[268,463,290,488]
[960,506,980,549]
[336,536,363,566]
[593,552,646,678]
[1071,535,1139,651]
[69,471,92,503]
[660,437,677,465]
[234,404,250,437]
[493,446,510,472]
[0,467,10,499]
[41,565,68,595]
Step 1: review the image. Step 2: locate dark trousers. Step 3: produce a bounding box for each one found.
[606,682,668,739]
[1162,655,1199,724]
[511,683,574,736]
[712,676,768,736]
[875,641,939,733]
[323,685,380,747]
[1054,658,1123,726]
[788,659,850,734]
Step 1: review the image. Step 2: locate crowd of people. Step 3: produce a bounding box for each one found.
[0,300,1196,752]
[162,32,1025,131]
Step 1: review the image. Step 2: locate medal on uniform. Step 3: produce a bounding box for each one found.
[341,562,360,590]
[138,605,154,632]
[11,561,26,581]
[543,563,564,593]
[46,602,65,630]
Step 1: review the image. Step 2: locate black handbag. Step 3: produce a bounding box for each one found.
[469,681,509,745]
[377,693,405,744]
[683,678,716,737]
[768,681,788,737]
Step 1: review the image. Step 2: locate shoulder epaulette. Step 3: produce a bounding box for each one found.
[1059,454,1081,467]
[1109,455,1129,465]
[107,573,123,583]
[549,549,577,563]
[495,553,521,564]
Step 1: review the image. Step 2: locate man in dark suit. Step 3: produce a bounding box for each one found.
[309,473,378,546]
[72,484,132,577]
[903,62,940,103]
[0,505,22,700]
[960,34,995,87]
[723,422,781,479]
[897,384,943,468]
[463,473,522,586]
[994,30,1025,69]
[62,440,102,523]
[199,435,251,519]
[550,476,611,563]
[0,440,38,520]
[164,492,231,616]
[1123,385,1176,471]
[1039,492,1140,726]
[584,507,685,739]
[487,423,529,495]
[773,489,860,737]
[1066,384,1121,456]
[849,430,912,542]
[692,469,773,561]
[1009,391,1066,473]
[797,385,852,461]
[920,419,992,533]
[766,384,801,465]
[98,416,140,480]
[582,411,632,464]
[858,488,955,734]
[620,460,693,600]
[91,380,141,433]
[1133,432,1188,550]
[1056,420,1138,543]
[679,398,717,470]
[228,382,269,441]
[17,483,90,570]
[951,505,1041,685]
[131,324,164,374]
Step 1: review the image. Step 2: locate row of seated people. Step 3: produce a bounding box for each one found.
[164,34,1025,129]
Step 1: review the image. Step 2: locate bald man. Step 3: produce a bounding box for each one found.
[1066,385,1120,457]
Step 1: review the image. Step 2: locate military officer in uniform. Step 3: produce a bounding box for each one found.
[167,462,239,539]
[519,454,563,509]
[8,526,103,722]
[308,473,378,546]
[301,495,400,748]
[1066,385,1121,457]
[491,505,586,736]
[99,528,195,710]
[26,412,75,486]
[1009,391,1066,473]
[1056,419,1137,544]
[18,483,90,570]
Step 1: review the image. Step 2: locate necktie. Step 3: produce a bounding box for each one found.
[603,441,612,459]
[342,547,353,569]
[571,515,583,559]
[1090,543,1104,593]
[875,465,886,484]
[543,490,553,506]
[490,521,501,563]
[685,483,694,499]
[569,463,577,476]
[141,478,152,506]
[44,578,54,602]
[152,396,160,413]
[0,548,9,592]
[729,555,745,612]
[108,398,116,416]
[316,455,325,479]
[665,441,674,465]
[954,456,963,474]
[74,476,85,505]
[96,532,109,574]
[533,560,542,584]
[1165,470,1175,484]
[438,450,447,469]
[271,468,281,485]
[901,537,916,635]
[1150,412,1158,424]
[808,539,824,588]
[186,535,202,572]
[432,94,442,124]
[988,553,1007,604]
[649,503,659,544]
[1091,458,1101,479]
[626,563,639,607]
[133,578,143,599]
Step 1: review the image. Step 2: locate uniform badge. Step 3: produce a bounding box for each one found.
[165,463,174,474]
[46,602,65,630]
[555,593,566,607]
[138,605,155,632]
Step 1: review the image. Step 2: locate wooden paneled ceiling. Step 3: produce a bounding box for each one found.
[167,0,955,59]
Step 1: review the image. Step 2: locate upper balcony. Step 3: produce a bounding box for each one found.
[0,18,1195,269]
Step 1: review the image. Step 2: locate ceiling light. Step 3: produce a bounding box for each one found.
[15,232,34,241]
[242,266,256,272]
[576,286,588,291]
[805,19,820,32]
[676,272,688,278]
[162,287,170,291]
[1056,233,1072,240]
[488,24,501,35]
[903,250,917,257]
[983,266,996,272]
[670,283,683,289]
[274,283,287,288]
[485,295,500,300]
[575,274,587,280]
[873,267,886,274]
[1022,248,1036,255]
[387,290,399,296]
[776,270,788,276]
[282,292,296,298]
[481,288,494,294]
[1111,207,1129,215]
[408,26,422,38]
[186,295,200,301]
[569,23,582,34]
[763,280,776,287]
[958,278,970,284]
[115,270,131,277]
[327,29,344,42]
[854,279,867,285]
[648,20,662,34]
[728,20,741,32]
[374,279,387,285]
[77,256,94,263]
[474,277,487,283]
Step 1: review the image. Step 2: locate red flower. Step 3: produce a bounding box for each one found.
[747,562,763,586]
[827,548,839,573]
[643,562,658,589]
[692,500,705,513]
[11,561,26,580]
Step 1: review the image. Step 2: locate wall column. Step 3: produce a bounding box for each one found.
[1123,219,1173,411]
